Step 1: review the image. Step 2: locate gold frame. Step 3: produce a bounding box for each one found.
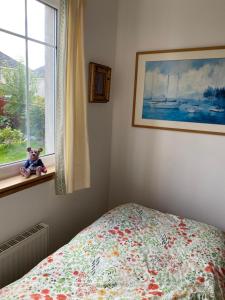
[132,46,225,135]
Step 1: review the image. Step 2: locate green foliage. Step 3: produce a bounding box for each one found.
[0,62,26,133]
[0,115,11,129]
[0,142,27,164]
[0,127,24,147]
[0,141,45,164]
[0,86,4,97]
[0,61,45,145]
[30,95,45,143]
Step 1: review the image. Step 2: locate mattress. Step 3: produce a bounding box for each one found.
[0,203,225,299]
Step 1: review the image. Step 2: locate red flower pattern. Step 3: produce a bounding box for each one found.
[56,295,67,300]
[197,276,205,283]
[148,283,159,290]
[31,294,41,300]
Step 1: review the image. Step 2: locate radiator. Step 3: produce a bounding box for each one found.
[0,223,49,289]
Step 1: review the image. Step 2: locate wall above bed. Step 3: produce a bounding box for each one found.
[109,0,225,231]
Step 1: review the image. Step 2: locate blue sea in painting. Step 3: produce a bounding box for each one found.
[142,98,225,124]
[142,58,225,125]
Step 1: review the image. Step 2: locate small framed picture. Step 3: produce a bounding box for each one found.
[88,62,111,103]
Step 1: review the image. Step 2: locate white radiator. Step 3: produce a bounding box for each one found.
[0,223,49,288]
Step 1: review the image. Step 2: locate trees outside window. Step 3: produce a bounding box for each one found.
[0,0,56,165]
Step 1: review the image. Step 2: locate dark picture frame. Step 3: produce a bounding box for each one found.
[88,62,111,103]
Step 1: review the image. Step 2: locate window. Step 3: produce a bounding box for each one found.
[0,0,57,169]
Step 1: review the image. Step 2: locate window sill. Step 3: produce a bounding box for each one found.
[0,166,55,198]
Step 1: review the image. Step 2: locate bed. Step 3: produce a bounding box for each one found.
[0,203,225,299]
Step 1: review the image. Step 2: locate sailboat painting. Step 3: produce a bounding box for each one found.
[132,47,225,135]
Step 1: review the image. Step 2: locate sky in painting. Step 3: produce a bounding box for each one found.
[144,58,225,99]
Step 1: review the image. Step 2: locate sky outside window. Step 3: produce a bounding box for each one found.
[0,0,56,70]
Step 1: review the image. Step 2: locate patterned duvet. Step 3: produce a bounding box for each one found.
[0,203,225,299]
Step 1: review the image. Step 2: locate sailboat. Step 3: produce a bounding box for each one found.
[149,74,180,109]
[186,106,199,113]
[209,95,224,112]
[147,72,167,103]
[209,107,224,112]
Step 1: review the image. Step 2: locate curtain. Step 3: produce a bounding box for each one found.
[55,0,90,194]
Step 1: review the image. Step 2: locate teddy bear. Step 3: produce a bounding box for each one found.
[20,147,47,178]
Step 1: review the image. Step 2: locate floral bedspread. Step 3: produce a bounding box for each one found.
[1,203,225,299]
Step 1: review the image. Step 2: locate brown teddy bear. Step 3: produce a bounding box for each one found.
[20,147,47,178]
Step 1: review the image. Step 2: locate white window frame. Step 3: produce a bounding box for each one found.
[37,0,60,10]
[0,0,59,180]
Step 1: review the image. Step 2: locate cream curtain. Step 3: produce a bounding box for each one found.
[55,0,90,194]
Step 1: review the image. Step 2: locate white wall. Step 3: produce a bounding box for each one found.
[0,0,118,253]
[109,0,225,231]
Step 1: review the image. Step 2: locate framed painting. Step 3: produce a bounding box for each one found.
[132,46,225,135]
[88,62,111,103]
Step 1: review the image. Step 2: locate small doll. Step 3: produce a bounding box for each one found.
[20,147,47,178]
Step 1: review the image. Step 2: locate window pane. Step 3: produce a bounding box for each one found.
[27,0,56,45]
[28,41,55,155]
[0,32,26,165]
[0,0,25,35]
